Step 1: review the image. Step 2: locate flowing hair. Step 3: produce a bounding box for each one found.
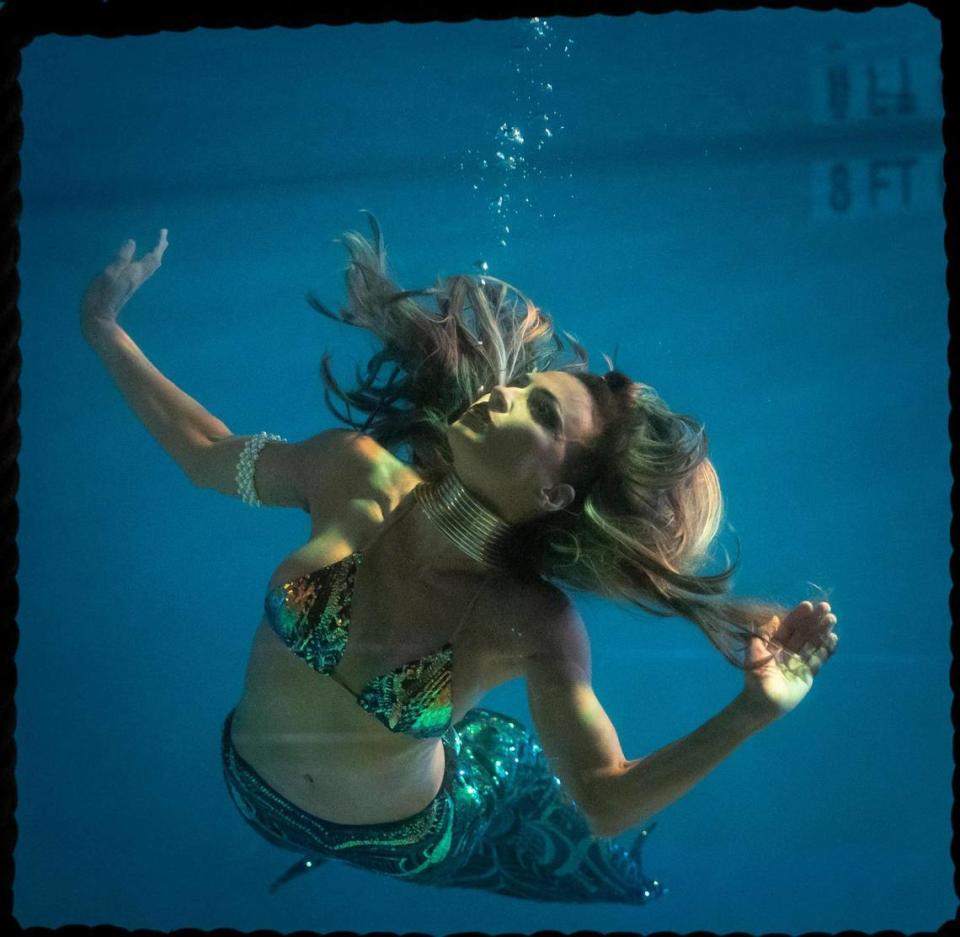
[308,213,801,671]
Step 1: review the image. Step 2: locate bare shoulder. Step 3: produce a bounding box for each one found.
[505,578,592,677]
[300,430,421,534]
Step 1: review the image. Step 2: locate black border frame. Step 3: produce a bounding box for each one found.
[0,1,952,936]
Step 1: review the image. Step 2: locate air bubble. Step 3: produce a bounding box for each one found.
[460,18,571,250]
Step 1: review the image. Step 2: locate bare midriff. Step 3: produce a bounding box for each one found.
[230,618,451,825]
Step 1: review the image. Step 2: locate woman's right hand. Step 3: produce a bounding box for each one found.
[740,600,838,720]
[81,229,169,339]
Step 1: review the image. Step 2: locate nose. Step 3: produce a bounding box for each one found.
[488,384,511,412]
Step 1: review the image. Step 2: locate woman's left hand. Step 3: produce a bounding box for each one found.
[740,601,839,720]
[81,229,168,337]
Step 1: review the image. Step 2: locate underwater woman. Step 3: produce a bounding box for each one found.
[79,215,839,903]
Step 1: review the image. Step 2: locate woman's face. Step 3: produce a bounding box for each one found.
[448,370,601,523]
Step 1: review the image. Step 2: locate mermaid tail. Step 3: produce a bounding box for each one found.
[421,709,665,904]
[223,706,665,905]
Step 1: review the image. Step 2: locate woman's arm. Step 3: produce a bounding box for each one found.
[84,320,231,483]
[81,230,236,485]
[523,596,832,839]
[85,311,358,512]
[80,232,364,512]
[525,599,774,838]
[593,693,774,837]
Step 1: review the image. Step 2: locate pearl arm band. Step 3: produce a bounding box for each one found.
[235,432,287,507]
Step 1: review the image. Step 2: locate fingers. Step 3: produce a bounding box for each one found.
[812,602,835,638]
[774,600,814,648]
[109,230,167,271]
[139,228,168,277]
[799,630,837,657]
[798,627,839,676]
[777,600,837,664]
[104,238,136,276]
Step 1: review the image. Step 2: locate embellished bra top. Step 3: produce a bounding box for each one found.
[264,552,455,740]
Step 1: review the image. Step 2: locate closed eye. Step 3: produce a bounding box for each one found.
[510,374,561,431]
[533,395,560,429]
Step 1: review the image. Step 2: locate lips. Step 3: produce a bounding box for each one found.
[462,404,491,429]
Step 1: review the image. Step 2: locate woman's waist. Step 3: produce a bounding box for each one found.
[228,703,448,825]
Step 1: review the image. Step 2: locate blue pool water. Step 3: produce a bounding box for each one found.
[14,7,950,933]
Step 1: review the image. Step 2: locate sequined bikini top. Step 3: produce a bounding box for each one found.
[264,552,457,740]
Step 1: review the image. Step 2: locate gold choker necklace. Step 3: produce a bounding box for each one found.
[413,471,514,569]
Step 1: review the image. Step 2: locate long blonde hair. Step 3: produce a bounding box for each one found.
[309,213,792,670]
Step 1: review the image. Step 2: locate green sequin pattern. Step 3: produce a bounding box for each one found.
[358,644,454,738]
[223,707,665,904]
[264,552,455,739]
[264,553,360,672]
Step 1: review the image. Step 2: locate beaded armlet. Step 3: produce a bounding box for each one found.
[235,431,287,506]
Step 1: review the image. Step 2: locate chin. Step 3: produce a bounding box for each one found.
[446,420,487,461]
